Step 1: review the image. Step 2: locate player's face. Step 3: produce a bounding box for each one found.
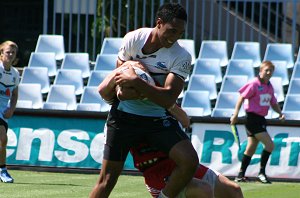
[259,65,274,82]
[157,18,186,48]
[0,45,17,65]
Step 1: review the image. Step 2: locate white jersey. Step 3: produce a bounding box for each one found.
[117,28,192,116]
[0,62,20,122]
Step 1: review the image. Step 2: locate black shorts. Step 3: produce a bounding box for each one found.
[0,118,8,132]
[104,109,189,161]
[245,112,267,137]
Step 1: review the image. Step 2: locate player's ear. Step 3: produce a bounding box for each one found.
[156,18,163,28]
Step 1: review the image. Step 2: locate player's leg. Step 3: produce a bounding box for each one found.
[184,178,213,198]
[235,136,259,182]
[0,126,7,166]
[254,132,274,183]
[0,124,13,183]
[161,139,199,197]
[151,118,198,198]
[90,159,124,198]
[215,174,244,198]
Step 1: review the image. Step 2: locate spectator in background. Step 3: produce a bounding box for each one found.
[0,41,20,183]
[230,61,285,184]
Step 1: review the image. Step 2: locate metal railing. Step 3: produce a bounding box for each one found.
[43,0,300,61]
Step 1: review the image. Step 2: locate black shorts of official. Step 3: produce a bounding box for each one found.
[245,112,267,137]
[104,110,189,161]
[0,118,8,132]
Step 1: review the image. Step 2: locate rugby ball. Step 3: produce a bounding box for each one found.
[121,66,155,85]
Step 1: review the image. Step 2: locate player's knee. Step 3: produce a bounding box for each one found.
[193,182,213,198]
[265,142,274,152]
[231,183,243,198]
[99,172,119,190]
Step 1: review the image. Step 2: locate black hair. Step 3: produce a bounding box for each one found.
[155,3,187,23]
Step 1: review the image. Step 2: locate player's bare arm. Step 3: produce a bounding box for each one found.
[114,65,183,109]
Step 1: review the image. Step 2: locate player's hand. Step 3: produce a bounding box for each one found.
[230,114,238,125]
[3,108,14,119]
[115,65,138,87]
[278,113,285,122]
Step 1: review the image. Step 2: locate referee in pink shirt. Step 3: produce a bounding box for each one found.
[230,61,285,184]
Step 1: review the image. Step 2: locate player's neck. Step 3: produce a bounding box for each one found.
[142,28,162,55]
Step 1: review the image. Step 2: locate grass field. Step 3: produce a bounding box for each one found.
[0,170,300,198]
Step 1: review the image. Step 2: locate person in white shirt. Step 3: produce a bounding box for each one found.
[0,40,20,183]
[90,3,198,198]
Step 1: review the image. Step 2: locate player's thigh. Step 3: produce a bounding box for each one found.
[99,159,124,182]
[182,178,213,198]
[214,174,241,198]
[0,125,7,144]
[244,136,259,155]
[254,132,274,151]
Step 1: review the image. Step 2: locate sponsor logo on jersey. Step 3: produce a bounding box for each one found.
[178,61,191,74]
[258,86,264,91]
[139,73,149,82]
[136,54,157,59]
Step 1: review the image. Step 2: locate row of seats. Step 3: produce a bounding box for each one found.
[26,35,300,120]
[18,84,110,112]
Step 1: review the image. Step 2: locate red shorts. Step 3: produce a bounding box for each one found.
[143,160,209,197]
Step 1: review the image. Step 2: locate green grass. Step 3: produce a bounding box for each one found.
[1,170,300,198]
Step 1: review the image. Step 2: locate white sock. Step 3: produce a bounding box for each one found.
[158,190,169,198]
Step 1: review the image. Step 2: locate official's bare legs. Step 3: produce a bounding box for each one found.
[0,126,8,166]
[89,159,124,198]
[163,140,199,197]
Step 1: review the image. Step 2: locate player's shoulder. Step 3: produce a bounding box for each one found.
[170,42,192,61]
[125,28,152,41]
[10,66,20,76]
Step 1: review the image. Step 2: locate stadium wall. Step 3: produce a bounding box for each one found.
[6,110,300,181]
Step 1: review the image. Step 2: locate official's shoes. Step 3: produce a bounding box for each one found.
[0,169,14,183]
[234,176,249,183]
[257,173,271,184]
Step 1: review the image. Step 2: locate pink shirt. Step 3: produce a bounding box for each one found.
[239,77,277,117]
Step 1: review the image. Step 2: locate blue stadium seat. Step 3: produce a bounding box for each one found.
[87,71,110,87]
[219,75,248,93]
[43,102,68,110]
[61,53,91,78]
[181,90,211,116]
[271,60,289,86]
[45,85,77,110]
[76,103,101,112]
[263,43,294,69]
[269,77,284,103]
[178,39,196,65]
[286,79,300,95]
[282,111,300,120]
[212,92,245,117]
[192,58,222,83]
[94,54,118,71]
[80,87,111,112]
[20,67,50,94]
[53,69,84,95]
[28,52,57,77]
[290,62,300,80]
[187,74,217,100]
[231,41,261,68]
[35,34,65,60]
[224,59,255,79]
[198,40,228,67]
[100,37,123,54]
[282,94,300,112]
[17,83,43,109]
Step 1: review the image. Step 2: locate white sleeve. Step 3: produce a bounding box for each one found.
[118,31,135,61]
[170,57,192,80]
